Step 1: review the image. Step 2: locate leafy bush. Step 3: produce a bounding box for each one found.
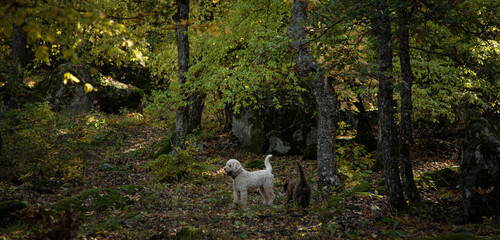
[143,90,175,128]
[146,136,214,183]
[336,142,374,188]
[0,102,106,184]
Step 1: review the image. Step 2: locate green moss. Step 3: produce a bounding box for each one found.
[0,200,27,226]
[51,185,143,213]
[351,181,371,193]
[245,159,265,170]
[0,200,27,216]
[425,167,459,189]
[376,179,386,195]
[177,226,204,240]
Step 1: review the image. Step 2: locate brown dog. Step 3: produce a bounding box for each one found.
[284,160,311,208]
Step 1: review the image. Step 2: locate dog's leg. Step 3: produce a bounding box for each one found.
[267,189,275,205]
[233,187,239,205]
[240,190,248,208]
[259,186,269,204]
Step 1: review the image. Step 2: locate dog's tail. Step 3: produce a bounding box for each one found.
[297,160,306,183]
[264,154,273,172]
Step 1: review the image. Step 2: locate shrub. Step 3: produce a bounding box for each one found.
[336,142,374,188]
[1,102,104,184]
[143,90,175,128]
[146,136,214,183]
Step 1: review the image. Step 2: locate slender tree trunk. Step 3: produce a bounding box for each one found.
[315,76,342,190]
[373,0,407,212]
[288,0,342,191]
[397,0,420,203]
[170,0,205,149]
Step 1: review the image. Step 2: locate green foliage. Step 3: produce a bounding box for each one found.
[382,217,406,238]
[1,102,85,183]
[143,90,175,128]
[245,159,265,170]
[146,136,214,183]
[336,142,374,188]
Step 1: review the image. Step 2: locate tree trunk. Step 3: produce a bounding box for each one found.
[373,0,407,212]
[315,76,342,190]
[9,22,30,78]
[354,100,377,152]
[397,0,421,203]
[3,22,31,112]
[288,0,342,191]
[170,0,205,148]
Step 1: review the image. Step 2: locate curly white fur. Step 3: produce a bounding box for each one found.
[223,154,275,208]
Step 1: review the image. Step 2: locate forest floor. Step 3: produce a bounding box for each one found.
[1,117,500,239]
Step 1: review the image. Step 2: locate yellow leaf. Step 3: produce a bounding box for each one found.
[63,72,80,84]
[84,83,94,94]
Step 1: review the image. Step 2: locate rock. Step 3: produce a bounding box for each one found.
[37,63,144,113]
[268,136,291,154]
[424,167,459,189]
[231,106,316,155]
[98,163,117,171]
[459,118,500,223]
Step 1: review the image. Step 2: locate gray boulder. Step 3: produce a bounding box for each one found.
[231,106,316,155]
[38,63,144,113]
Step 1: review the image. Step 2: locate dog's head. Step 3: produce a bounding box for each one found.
[223,159,242,177]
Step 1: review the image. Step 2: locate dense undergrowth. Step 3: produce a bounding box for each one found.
[1,106,499,239]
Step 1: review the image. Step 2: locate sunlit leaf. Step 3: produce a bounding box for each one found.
[84,83,94,94]
[64,72,80,84]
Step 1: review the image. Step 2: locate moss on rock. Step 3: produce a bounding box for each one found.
[51,185,144,213]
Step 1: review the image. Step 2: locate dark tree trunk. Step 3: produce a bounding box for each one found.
[397,0,420,203]
[224,101,233,132]
[354,100,377,152]
[187,91,205,133]
[170,0,205,148]
[289,0,342,191]
[373,0,407,212]
[9,22,30,78]
[3,22,31,112]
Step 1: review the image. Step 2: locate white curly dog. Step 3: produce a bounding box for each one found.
[223,154,275,208]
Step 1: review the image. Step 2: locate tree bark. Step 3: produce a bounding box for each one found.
[373,0,407,212]
[9,22,30,78]
[397,0,420,203]
[354,100,377,152]
[170,0,205,149]
[288,0,342,191]
[3,22,31,112]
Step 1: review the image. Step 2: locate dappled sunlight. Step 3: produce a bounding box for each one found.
[202,168,226,177]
